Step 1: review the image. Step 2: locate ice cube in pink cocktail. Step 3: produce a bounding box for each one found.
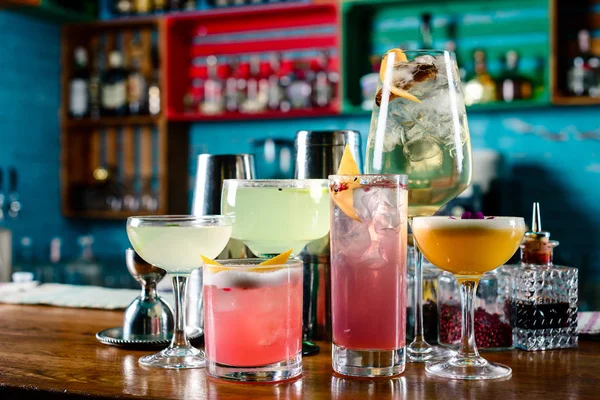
[203,260,303,380]
[330,174,408,377]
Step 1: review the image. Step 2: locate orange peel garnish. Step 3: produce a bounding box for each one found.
[202,250,293,274]
[331,144,361,222]
[380,48,408,82]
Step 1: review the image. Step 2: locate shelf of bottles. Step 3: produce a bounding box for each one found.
[165,2,340,121]
[552,0,600,105]
[62,19,169,219]
[101,0,311,19]
[342,0,552,115]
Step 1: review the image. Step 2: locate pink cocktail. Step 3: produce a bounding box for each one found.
[203,259,303,382]
[329,174,408,377]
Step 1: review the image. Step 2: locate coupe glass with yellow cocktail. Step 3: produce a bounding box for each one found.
[412,216,525,380]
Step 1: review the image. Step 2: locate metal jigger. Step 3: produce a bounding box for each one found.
[123,249,174,341]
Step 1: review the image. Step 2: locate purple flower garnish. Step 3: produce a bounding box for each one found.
[448,216,456,219]
[461,211,486,220]
[486,216,495,219]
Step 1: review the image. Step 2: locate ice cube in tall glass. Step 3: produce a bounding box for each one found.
[329,174,408,377]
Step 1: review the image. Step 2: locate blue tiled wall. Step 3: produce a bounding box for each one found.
[1,11,599,308]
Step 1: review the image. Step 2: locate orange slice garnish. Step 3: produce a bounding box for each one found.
[331,144,361,222]
[380,48,408,82]
[201,255,228,273]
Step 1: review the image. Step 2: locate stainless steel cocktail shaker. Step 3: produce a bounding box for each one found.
[294,130,362,341]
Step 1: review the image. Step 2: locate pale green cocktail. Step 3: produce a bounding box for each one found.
[221,179,330,256]
[127,225,232,275]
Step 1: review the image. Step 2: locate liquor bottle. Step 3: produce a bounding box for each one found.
[169,0,182,10]
[567,30,596,96]
[463,49,497,105]
[359,55,381,111]
[12,237,34,276]
[278,55,295,112]
[154,0,168,12]
[101,51,128,116]
[128,55,148,115]
[183,0,196,10]
[134,0,151,14]
[224,57,239,112]
[114,0,133,15]
[511,203,578,351]
[312,50,334,108]
[69,47,90,119]
[287,62,312,110]
[233,0,246,5]
[148,48,161,116]
[267,53,283,111]
[496,50,533,102]
[419,13,434,49]
[201,56,224,115]
[214,0,229,7]
[88,49,102,119]
[241,55,268,113]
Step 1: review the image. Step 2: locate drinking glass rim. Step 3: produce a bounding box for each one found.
[392,49,454,56]
[223,179,328,188]
[329,174,408,185]
[205,258,303,270]
[412,216,525,228]
[127,215,232,227]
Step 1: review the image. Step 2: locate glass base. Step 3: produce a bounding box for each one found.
[332,344,405,377]
[407,341,455,363]
[206,353,302,382]
[139,346,205,369]
[425,356,511,380]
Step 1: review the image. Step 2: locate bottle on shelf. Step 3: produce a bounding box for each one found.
[463,49,497,106]
[201,55,225,115]
[114,0,133,15]
[101,50,128,116]
[511,203,578,351]
[419,13,434,49]
[312,50,334,108]
[233,0,247,6]
[267,52,283,111]
[127,51,148,115]
[154,0,168,13]
[241,54,268,113]
[278,55,295,112]
[69,46,90,119]
[287,60,312,110]
[169,0,182,11]
[89,46,102,119]
[40,237,63,283]
[148,47,161,116]
[214,0,230,7]
[224,57,240,112]
[359,55,381,111]
[496,50,533,102]
[133,0,152,14]
[183,0,197,10]
[567,30,597,97]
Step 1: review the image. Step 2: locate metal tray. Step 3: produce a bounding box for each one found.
[96,327,203,349]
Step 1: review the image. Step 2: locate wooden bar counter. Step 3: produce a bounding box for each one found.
[0,304,597,399]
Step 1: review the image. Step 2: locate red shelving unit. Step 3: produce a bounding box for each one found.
[164,2,341,121]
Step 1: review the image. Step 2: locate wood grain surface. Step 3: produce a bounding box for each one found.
[0,304,597,399]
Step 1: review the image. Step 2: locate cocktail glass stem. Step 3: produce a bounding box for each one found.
[425,277,511,379]
[171,274,192,350]
[457,279,481,360]
[138,273,205,369]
